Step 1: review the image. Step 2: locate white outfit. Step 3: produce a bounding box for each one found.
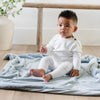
[38,34,82,79]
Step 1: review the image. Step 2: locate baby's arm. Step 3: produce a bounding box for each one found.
[40,34,58,54]
[71,41,82,77]
[71,52,81,77]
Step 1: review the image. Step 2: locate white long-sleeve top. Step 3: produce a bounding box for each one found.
[46,34,82,70]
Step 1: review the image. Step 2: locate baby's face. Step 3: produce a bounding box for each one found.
[57,17,77,38]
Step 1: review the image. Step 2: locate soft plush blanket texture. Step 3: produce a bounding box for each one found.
[0,53,100,96]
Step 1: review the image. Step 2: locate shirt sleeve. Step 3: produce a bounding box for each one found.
[46,34,58,54]
[71,40,82,70]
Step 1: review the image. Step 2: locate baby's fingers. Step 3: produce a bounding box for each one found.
[70,70,74,77]
[40,46,44,52]
[73,73,79,77]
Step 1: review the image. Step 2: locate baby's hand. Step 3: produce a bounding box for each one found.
[70,69,79,77]
[40,46,47,53]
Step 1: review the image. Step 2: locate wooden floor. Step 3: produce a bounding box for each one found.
[0,45,100,100]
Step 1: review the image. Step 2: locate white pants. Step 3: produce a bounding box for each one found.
[38,56,73,79]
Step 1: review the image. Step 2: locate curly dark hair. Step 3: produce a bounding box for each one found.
[58,10,78,24]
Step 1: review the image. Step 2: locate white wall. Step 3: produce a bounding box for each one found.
[11,5,100,46]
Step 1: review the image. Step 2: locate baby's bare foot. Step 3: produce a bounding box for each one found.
[30,69,45,77]
[43,74,52,82]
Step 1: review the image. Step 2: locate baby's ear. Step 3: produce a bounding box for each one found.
[74,26,78,32]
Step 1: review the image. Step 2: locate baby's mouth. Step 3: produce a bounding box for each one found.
[61,31,65,34]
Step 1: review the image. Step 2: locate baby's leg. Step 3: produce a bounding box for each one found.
[30,69,45,77]
[50,62,73,79]
[30,56,54,78]
[42,62,72,82]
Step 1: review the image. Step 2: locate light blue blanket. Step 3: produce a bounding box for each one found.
[0,53,100,96]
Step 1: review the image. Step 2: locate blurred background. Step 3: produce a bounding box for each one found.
[9,0,100,46]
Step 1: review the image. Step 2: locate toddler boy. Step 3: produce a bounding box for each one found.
[30,10,82,82]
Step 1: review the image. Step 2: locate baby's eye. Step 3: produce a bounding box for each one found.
[66,25,70,27]
[59,24,62,27]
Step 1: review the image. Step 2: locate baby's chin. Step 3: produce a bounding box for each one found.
[60,33,66,36]
[60,34,72,38]
[59,33,66,37]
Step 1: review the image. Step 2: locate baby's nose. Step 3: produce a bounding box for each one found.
[61,26,64,29]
